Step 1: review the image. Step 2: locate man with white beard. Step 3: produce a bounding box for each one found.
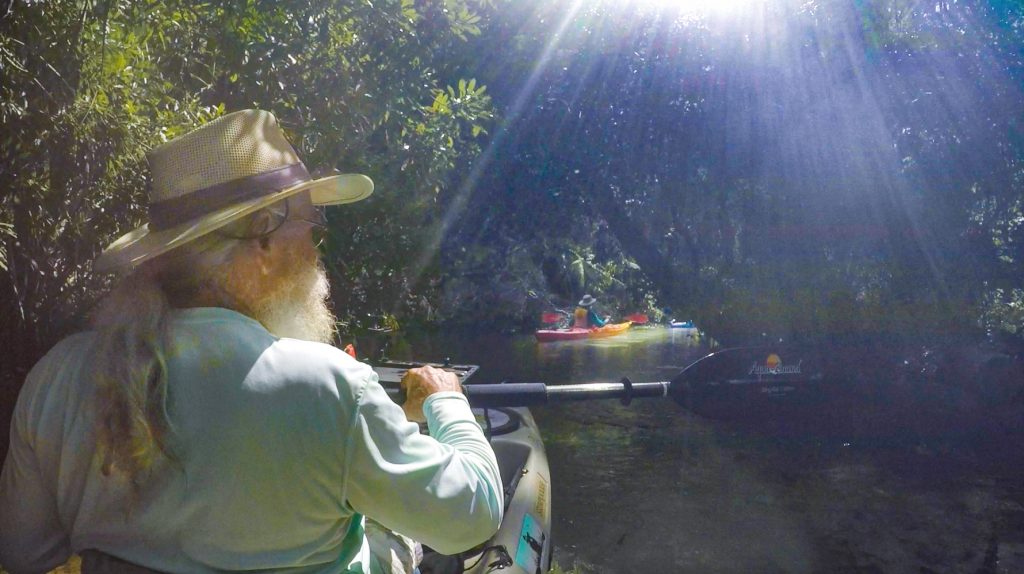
[0,110,502,574]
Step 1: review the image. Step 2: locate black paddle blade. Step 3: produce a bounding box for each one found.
[670,346,831,418]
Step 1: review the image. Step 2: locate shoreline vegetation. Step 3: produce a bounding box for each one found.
[4,0,1023,389]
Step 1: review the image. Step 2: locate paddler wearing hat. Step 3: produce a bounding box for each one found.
[0,110,502,574]
[572,294,609,329]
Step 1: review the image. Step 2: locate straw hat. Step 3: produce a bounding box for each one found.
[578,294,597,307]
[93,109,374,273]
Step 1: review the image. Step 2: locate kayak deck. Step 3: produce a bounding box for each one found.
[462,407,552,574]
[372,360,553,574]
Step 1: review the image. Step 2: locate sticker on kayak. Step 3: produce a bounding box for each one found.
[749,353,802,376]
[534,474,549,521]
[515,513,545,573]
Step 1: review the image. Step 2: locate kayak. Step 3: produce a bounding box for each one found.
[459,406,552,574]
[534,321,632,342]
[373,361,553,574]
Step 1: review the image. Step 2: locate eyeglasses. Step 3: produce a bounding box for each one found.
[219,194,329,247]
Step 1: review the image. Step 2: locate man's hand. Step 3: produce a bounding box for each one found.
[400,365,463,422]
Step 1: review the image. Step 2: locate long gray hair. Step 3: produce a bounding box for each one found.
[91,209,276,481]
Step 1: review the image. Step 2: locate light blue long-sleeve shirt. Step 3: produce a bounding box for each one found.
[0,307,502,573]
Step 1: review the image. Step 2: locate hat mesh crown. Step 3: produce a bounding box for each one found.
[147,110,302,202]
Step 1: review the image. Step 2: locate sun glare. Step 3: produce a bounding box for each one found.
[631,0,757,15]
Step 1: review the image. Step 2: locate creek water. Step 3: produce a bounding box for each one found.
[372,327,1024,573]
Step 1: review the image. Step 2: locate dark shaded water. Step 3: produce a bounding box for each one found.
[373,328,1024,573]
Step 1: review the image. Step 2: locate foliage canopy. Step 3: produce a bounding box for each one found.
[2,0,1023,377]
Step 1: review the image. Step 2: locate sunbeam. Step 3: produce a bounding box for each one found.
[402,0,590,310]
[629,0,759,15]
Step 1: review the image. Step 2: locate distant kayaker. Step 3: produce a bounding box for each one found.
[573,294,609,329]
[0,111,502,574]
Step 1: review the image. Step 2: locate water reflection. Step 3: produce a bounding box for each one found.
[379,327,1024,573]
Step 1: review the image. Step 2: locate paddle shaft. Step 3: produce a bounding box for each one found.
[387,380,671,408]
[382,346,824,410]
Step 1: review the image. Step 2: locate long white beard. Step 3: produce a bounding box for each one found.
[253,260,337,344]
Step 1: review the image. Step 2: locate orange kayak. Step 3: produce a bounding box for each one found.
[534,321,632,342]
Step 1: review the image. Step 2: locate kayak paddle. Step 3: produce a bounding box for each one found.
[383,346,828,413]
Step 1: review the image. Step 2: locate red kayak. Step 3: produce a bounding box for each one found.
[534,321,632,342]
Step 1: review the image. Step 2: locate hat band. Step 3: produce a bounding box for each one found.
[148,163,311,231]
